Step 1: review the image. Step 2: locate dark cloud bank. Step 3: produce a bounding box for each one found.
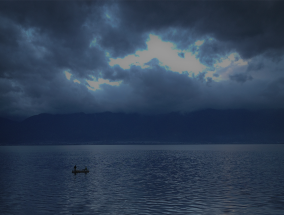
[0,1,284,143]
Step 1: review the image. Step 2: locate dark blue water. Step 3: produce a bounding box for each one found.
[1,145,284,214]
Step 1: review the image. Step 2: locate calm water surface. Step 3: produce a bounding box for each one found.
[0,144,284,214]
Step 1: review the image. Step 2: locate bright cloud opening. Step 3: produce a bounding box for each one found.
[64,70,120,91]
[86,77,122,91]
[195,40,204,46]
[109,34,206,76]
[211,53,250,81]
[215,53,248,69]
[107,34,250,82]
[64,71,72,80]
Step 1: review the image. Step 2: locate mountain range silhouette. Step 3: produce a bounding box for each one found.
[1,109,284,145]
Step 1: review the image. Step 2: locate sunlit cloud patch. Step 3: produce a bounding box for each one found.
[212,53,250,81]
[64,71,121,91]
[64,71,72,80]
[109,34,206,75]
[86,77,122,91]
[214,53,248,69]
[195,40,204,46]
[108,34,249,82]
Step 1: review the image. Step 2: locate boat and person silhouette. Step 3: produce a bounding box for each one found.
[72,165,89,173]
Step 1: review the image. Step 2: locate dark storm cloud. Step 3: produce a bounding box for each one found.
[196,72,206,83]
[1,1,283,67]
[100,65,130,82]
[0,1,105,119]
[112,1,284,59]
[94,64,201,114]
[95,64,277,114]
[144,58,160,68]
[178,53,184,58]
[262,77,284,101]
[196,39,230,68]
[0,1,108,77]
[0,1,284,119]
[3,1,283,60]
[247,61,265,72]
[230,73,253,84]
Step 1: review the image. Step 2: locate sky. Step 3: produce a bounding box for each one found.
[1,1,284,120]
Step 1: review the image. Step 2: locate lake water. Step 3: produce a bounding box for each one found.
[0,144,284,214]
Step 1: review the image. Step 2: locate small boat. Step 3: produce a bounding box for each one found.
[72,169,89,173]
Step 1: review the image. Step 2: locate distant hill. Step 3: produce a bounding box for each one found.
[1,109,284,145]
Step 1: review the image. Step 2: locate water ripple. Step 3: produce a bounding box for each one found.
[0,145,284,214]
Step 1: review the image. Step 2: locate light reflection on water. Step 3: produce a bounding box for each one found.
[0,144,284,214]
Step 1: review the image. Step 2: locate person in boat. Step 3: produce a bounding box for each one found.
[74,165,77,171]
[84,166,88,171]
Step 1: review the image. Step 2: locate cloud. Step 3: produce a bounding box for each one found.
[109,34,207,76]
[229,73,253,83]
[178,52,184,58]
[0,1,284,120]
[262,77,284,102]
[85,77,121,91]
